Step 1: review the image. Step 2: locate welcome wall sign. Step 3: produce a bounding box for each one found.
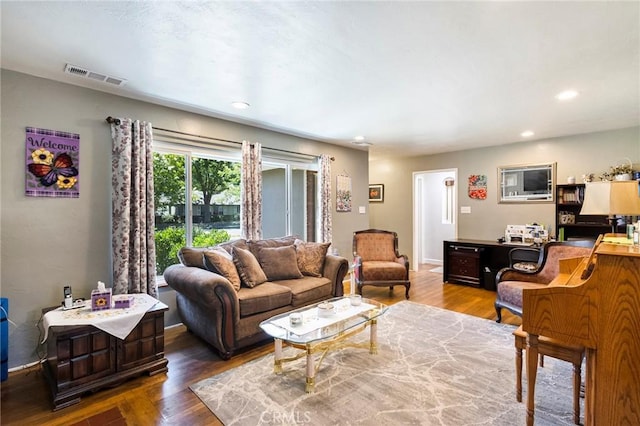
[25,127,80,198]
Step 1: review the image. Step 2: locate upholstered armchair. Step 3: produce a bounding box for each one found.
[352,229,410,299]
[494,240,593,322]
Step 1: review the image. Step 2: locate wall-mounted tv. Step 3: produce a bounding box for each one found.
[523,169,550,192]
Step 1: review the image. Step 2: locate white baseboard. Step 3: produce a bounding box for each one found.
[8,359,43,373]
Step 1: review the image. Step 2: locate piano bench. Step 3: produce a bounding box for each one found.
[513,325,585,425]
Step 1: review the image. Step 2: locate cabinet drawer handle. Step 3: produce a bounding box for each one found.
[452,246,478,252]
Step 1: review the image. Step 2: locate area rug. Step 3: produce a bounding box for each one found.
[191,301,581,425]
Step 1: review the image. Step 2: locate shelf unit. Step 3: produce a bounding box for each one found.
[555,184,610,241]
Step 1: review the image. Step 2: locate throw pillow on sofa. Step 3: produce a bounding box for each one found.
[233,247,268,288]
[247,235,298,256]
[177,247,208,269]
[203,247,242,291]
[294,239,330,277]
[217,238,248,254]
[257,245,303,281]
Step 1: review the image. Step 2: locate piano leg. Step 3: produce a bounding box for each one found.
[585,349,596,426]
[526,333,539,426]
[573,361,582,424]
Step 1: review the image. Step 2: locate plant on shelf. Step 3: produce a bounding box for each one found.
[600,160,634,181]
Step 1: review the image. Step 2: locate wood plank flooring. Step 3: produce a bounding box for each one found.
[0,265,521,425]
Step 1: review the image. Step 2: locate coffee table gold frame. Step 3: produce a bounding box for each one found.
[272,315,380,393]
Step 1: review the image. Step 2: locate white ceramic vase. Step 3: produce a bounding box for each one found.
[615,173,632,181]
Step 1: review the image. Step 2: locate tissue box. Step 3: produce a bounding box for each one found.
[113,296,134,309]
[91,289,112,311]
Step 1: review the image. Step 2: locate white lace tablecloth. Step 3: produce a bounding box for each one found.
[42,293,167,342]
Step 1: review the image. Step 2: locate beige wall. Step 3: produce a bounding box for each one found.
[370,127,640,265]
[0,70,369,368]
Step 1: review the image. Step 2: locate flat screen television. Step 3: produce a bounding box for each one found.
[523,169,549,192]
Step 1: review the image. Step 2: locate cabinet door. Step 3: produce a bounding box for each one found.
[117,311,165,371]
[447,246,482,287]
[50,328,116,391]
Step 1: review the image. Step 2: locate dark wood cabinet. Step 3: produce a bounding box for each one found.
[446,244,483,287]
[556,183,610,241]
[443,239,542,290]
[43,304,168,410]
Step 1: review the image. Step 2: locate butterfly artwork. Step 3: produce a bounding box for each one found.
[28,152,79,187]
[25,127,81,198]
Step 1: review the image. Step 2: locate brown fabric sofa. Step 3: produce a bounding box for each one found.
[164,236,349,359]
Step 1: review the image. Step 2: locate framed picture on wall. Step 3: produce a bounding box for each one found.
[369,184,384,202]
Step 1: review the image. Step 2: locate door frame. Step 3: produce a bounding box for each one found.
[412,168,458,269]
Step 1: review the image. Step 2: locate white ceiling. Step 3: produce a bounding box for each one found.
[2,1,639,159]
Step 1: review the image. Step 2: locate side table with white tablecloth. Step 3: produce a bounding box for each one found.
[42,293,169,410]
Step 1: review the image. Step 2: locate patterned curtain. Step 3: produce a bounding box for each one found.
[241,140,262,240]
[319,154,332,244]
[110,118,157,297]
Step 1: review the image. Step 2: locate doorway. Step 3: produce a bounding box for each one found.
[413,168,458,269]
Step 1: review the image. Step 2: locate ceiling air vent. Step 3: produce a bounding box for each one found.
[64,63,127,87]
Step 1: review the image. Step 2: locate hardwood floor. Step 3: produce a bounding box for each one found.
[0,265,521,425]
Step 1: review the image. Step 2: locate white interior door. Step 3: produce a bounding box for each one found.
[413,169,457,268]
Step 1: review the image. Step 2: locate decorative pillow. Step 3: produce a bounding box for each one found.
[247,235,298,256]
[294,239,330,277]
[217,238,248,254]
[177,247,207,269]
[257,245,303,281]
[232,247,268,288]
[203,248,242,291]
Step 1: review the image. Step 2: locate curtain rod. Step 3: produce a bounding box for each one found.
[105,116,334,161]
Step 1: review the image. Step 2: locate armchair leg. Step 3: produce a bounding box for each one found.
[404,283,410,299]
[495,305,503,323]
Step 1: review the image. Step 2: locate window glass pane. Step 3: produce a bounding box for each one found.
[153,152,187,275]
[262,165,287,238]
[191,156,241,243]
[291,168,306,239]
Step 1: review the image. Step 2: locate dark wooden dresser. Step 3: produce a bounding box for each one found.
[443,239,542,290]
[42,303,168,410]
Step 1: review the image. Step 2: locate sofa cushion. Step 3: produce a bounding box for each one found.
[294,240,330,277]
[273,276,332,307]
[203,248,242,291]
[177,247,207,269]
[257,245,303,281]
[496,280,547,309]
[233,247,268,288]
[247,235,298,256]
[362,261,406,281]
[236,282,292,316]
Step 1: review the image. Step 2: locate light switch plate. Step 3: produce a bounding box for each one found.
[461,206,471,214]
[359,206,366,214]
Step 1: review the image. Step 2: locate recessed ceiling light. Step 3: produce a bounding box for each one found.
[354,135,365,142]
[231,101,250,109]
[555,90,579,101]
[521,130,535,137]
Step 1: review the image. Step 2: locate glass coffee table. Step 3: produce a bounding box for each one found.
[259,296,388,392]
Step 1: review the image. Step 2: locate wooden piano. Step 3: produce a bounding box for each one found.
[522,236,640,425]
